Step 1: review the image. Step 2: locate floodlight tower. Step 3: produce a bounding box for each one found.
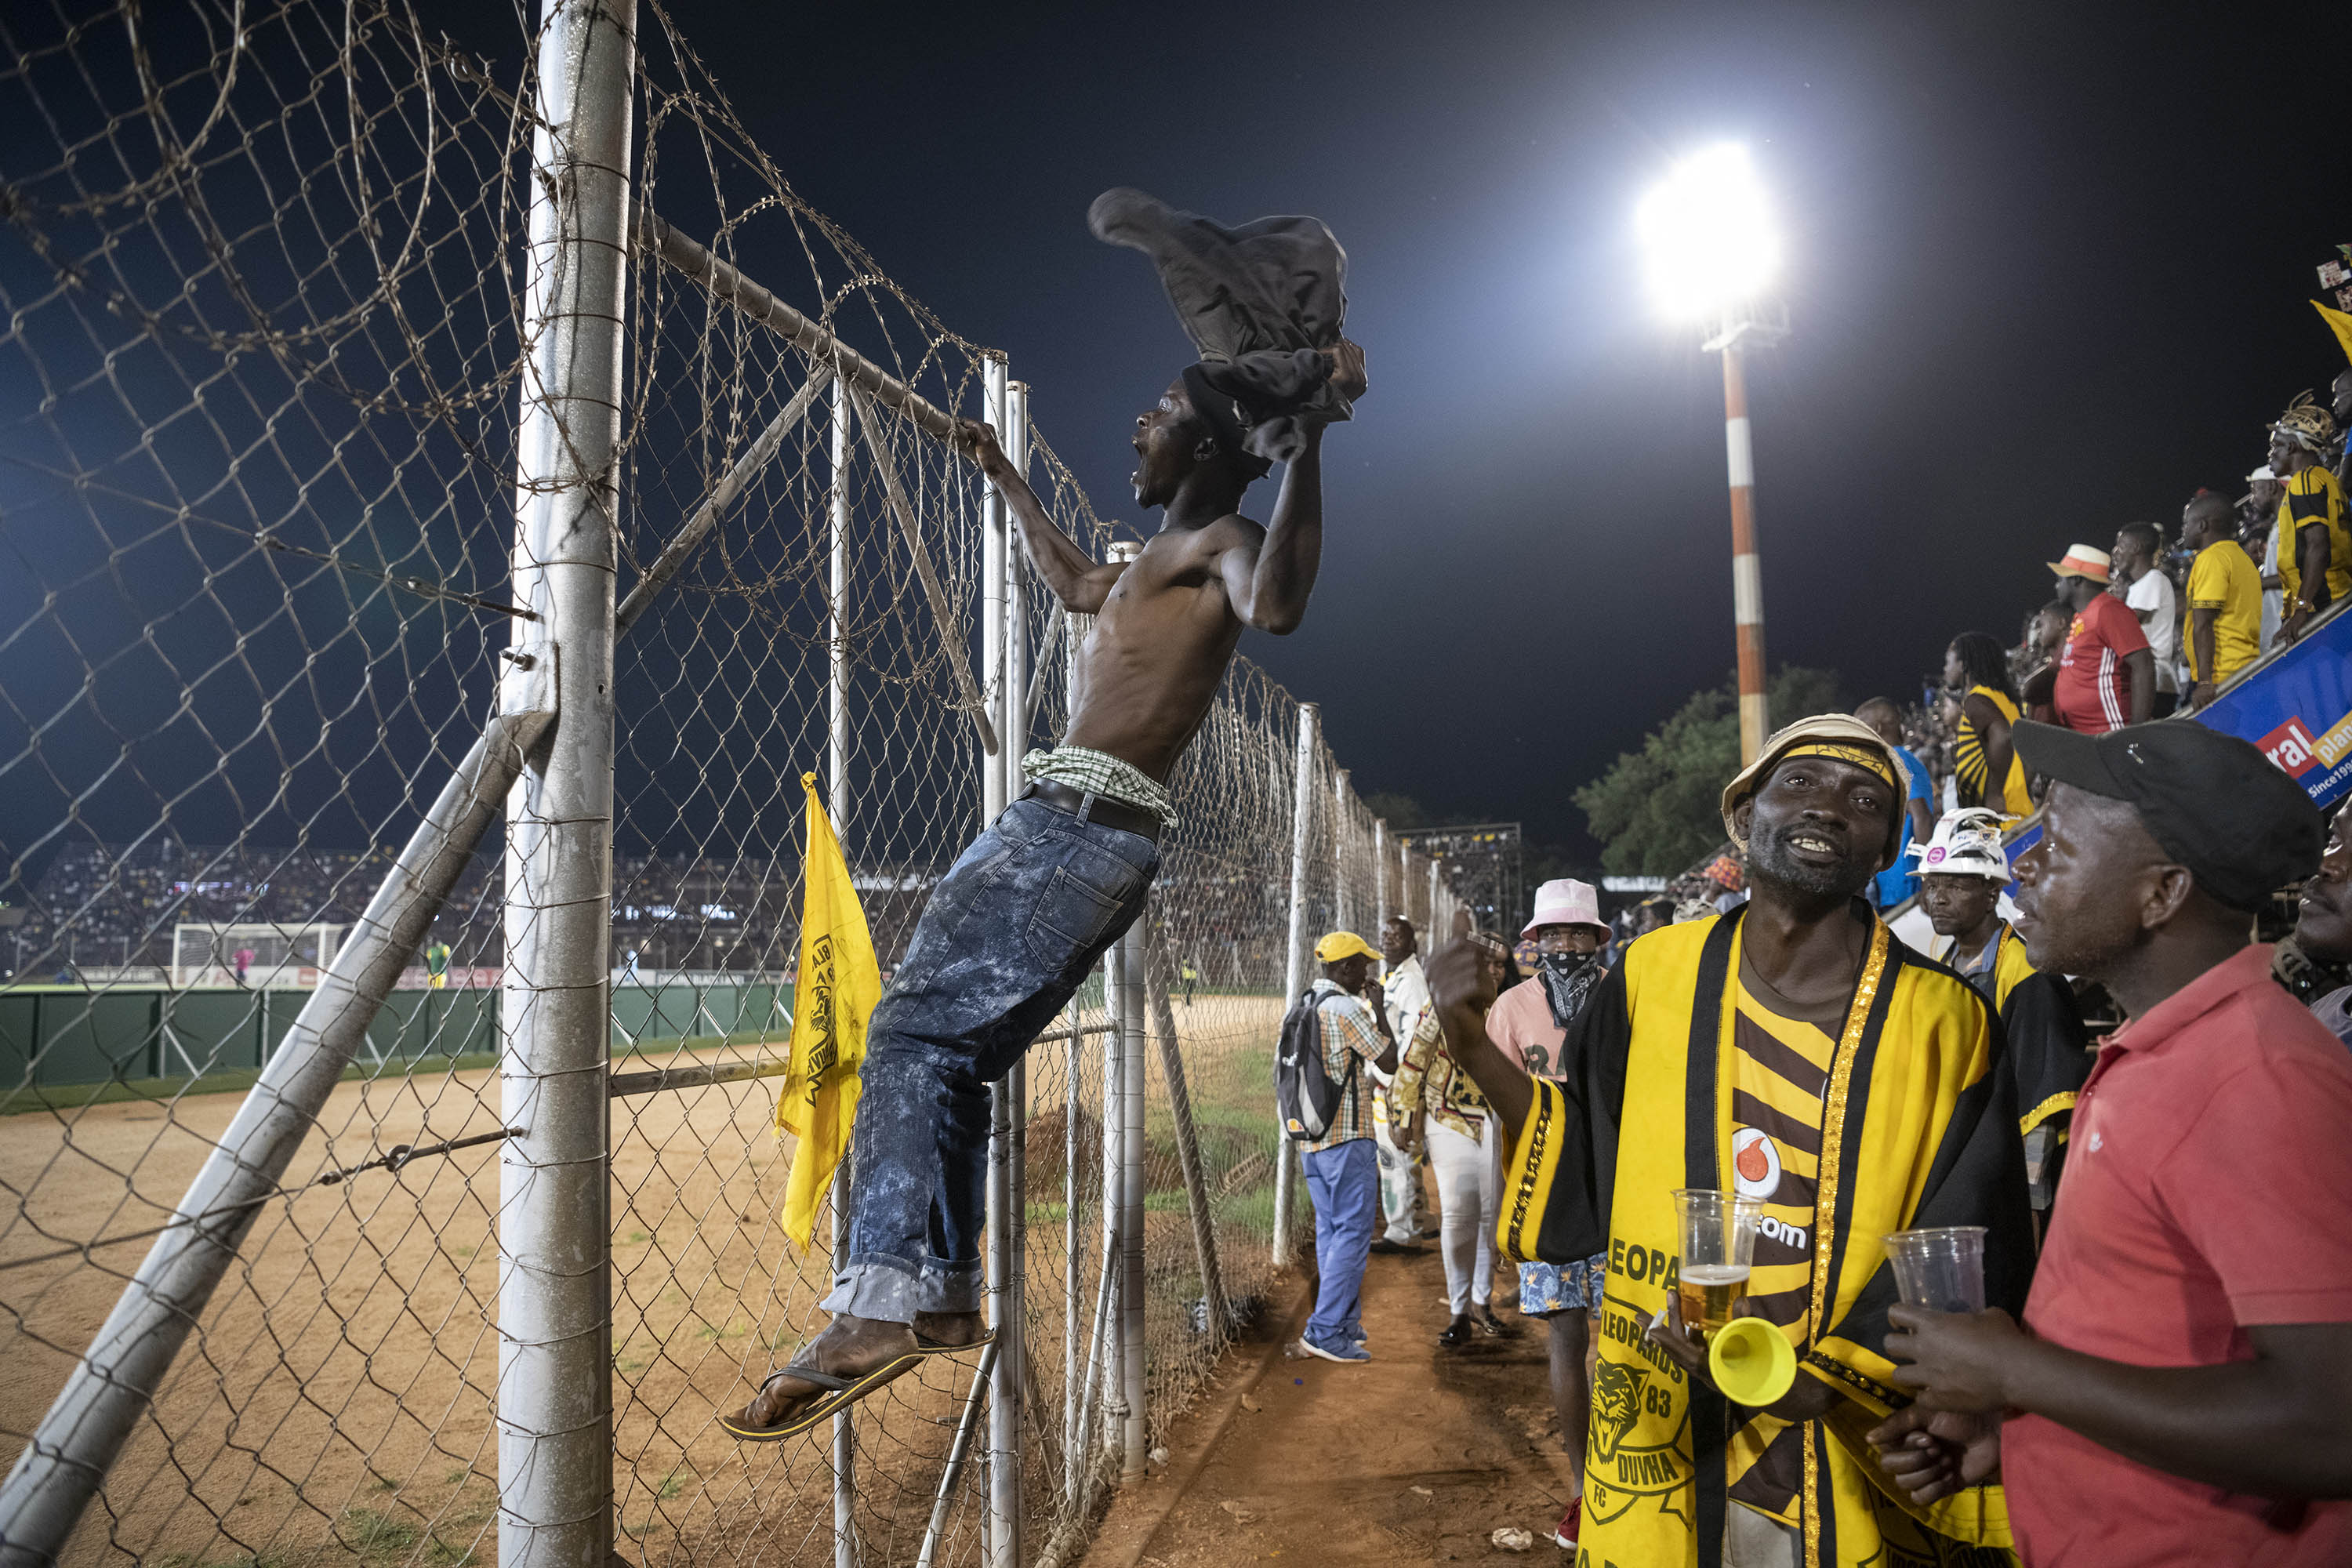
[1638,144,1789,765]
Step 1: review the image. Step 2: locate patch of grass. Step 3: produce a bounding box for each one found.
[343,1506,423,1554]
[657,1465,693,1500]
[2,1029,789,1116]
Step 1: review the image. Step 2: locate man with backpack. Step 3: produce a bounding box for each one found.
[1280,931,1401,1363]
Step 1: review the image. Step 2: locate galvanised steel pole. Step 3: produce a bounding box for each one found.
[1722,336,1768,765]
[827,375,861,1568]
[1271,703,1318,1269]
[500,2,633,1562]
[1331,769,1351,933]
[1374,819,1388,931]
[1112,923,1148,1483]
[977,354,1025,1567]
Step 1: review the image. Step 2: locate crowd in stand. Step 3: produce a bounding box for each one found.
[1277,370,2352,1565]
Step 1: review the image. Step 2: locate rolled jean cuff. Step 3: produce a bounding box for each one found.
[820,1254,983,1321]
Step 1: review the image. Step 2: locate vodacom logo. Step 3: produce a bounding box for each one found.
[1731,1127,1781,1200]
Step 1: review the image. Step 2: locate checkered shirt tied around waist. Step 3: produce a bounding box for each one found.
[1021,746,1178,829]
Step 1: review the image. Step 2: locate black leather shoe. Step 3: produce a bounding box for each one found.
[1368,1239,1422,1256]
[1437,1317,1472,1348]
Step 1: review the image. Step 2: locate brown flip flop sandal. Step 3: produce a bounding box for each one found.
[720,1352,922,1442]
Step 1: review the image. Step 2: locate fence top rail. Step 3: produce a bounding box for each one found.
[636,205,977,448]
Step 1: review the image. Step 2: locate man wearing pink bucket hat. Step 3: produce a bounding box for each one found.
[1483,877,1613,1552]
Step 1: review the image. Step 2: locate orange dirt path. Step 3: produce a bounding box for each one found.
[1082,1207,1578,1566]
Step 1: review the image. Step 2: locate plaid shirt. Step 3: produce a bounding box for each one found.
[1300,978,1387,1152]
[1021,746,1178,826]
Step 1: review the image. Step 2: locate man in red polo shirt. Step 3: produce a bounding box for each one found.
[2049,543,2154,733]
[1868,720,2352,1566]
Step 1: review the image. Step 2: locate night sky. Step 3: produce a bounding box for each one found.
[591,4,2343,857]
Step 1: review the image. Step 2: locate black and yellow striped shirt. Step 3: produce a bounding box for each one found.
[2274,464,2350,609]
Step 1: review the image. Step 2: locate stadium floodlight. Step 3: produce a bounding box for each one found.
[1635,143,1781,321]
[1637,143,1793,766]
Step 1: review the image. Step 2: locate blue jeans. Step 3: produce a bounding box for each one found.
[1301,1138,1378,1347]
[822,797,1159,1322]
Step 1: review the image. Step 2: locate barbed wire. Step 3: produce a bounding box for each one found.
[0,2,1407,1565]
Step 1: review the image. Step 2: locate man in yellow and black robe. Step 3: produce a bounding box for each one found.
[1434,715,2044,1568]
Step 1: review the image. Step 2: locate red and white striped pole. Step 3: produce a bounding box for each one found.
[1722,336,1768,764]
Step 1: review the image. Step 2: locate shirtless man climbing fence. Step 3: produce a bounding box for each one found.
[725,332,1367,1439]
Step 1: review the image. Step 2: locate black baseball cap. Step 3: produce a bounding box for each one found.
[2011,720,2325,911]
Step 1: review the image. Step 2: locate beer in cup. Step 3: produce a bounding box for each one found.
[1673,1187,1763,1338]
[1882,1225,1987,1313]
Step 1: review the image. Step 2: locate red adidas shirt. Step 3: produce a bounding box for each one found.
[2005,945,2352,1567]
[2052,591,2149,734]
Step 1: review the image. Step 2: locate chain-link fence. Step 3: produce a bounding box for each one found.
[0,3,1465,1565]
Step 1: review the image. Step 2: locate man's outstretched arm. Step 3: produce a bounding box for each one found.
[962,419,1125,613]
[1218,342,1366,635]
[1424,939,1532,1131]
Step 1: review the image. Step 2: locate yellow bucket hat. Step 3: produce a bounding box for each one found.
[1719,713,1906,863]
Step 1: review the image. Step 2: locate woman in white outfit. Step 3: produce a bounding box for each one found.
[1394,931,1512,1345]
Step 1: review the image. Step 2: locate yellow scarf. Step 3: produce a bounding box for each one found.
[1500,909,2034,1567]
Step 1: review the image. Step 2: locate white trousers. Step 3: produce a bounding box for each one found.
[1374,1117,1424,1243]
[1425,1116,1497,1313]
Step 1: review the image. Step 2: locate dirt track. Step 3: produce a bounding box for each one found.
[1082,1208,1579,1566]
[0,994,1293,1567]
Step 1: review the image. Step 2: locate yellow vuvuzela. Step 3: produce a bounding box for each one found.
[775,772,881,1247]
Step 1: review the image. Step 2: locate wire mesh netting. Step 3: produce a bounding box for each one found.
[0,3,1437,1566]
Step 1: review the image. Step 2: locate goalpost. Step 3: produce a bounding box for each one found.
[169,924,347,989]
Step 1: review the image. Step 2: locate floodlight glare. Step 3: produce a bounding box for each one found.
[1635,143,1781,320]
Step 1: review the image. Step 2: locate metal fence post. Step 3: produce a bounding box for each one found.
[1097,949,1124,1459]
[0,713,551,1565]
[1331,769,1352,933]
[1001,379,1030,809]
[976,354,1025,1567]
[1143,930,1226,1330]
[500,2,633,1563]
[1111,923,1148,1483]
[827,376,862,1568]
[1271,703,1318,1269]
[1374,819,1388,931]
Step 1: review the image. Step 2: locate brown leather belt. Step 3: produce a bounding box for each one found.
[1018,779,1163,844]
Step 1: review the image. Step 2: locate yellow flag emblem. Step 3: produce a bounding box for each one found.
[775,772,881,1247]
[2315,299,2352,368]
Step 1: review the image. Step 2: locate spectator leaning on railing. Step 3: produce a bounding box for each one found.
[1944,631,2030,815]
[2268,393,2348,646]
[2180,490,2263,710]
[2049,544,2154,734]
[2110,521,2180,718]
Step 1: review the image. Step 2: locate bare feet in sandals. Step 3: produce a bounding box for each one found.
[727,1310,993,1439]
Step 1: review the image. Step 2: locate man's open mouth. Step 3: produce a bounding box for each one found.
[1783,830,1840,858]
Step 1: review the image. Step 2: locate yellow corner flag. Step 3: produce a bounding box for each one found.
[2314,299,2352,368]
[775,772,882,1247]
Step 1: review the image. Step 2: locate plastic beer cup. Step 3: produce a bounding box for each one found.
[1883,1226,1988,1313]
[1672,1188,1763,1338]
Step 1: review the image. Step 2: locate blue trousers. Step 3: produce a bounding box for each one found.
[1301,1138,1379,1348]
[822,797,1158,1322]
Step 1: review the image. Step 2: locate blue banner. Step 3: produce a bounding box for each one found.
[2194,606,2352,808]
[1997,607,2352,875]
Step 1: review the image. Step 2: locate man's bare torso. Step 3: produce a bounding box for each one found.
[1060,514,1259,782]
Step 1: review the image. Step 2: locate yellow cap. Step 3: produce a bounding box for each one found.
[1313,931,1382,965]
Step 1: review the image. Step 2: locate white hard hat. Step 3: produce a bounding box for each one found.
[1909,808,2011,882]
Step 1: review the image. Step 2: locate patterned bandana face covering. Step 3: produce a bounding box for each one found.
[1537,949,1606,1031]
[1019,746,1179,828]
